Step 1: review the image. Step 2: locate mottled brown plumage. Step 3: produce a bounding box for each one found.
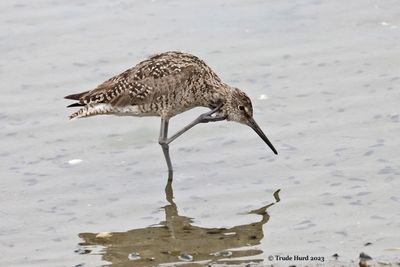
[65,51,277,175]
[66,51,226,119]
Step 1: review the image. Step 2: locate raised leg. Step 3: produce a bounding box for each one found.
[166,103,226,145]
[158,103,226,176]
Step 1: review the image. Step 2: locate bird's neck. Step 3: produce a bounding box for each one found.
[203,84,233,109]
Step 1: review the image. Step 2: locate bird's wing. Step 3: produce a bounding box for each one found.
[66,56,203,107]
[70,70,146,106]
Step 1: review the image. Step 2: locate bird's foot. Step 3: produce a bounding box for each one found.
[199,114,227,123]
[199,102,225,123]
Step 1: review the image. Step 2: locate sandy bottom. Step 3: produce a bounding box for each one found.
[1,0,399,266]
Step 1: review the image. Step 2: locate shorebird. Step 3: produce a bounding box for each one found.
[65,51,277,176]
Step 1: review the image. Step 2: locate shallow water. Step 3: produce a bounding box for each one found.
[77,182,280,266]
[1,0,400,266]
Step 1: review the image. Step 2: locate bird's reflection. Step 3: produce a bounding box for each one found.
[78,176,280,266]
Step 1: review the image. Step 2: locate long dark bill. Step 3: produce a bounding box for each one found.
[247,118,278,155]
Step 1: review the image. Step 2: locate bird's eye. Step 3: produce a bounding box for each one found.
[238,105,245,111]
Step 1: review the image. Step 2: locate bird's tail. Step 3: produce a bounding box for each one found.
[68,104,113,120]
[69,106,88,120]
[64,91,89,100]
[65,91,90,119]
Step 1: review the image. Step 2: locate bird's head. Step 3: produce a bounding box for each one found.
[218,87,278,155]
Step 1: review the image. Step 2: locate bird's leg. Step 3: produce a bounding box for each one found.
[165,103,226,145]
[158,104,224,175]
[159,118,174,178]
[165,177,174,204]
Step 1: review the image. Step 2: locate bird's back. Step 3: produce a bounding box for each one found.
[66,51,224,119]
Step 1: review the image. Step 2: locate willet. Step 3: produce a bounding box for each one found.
[65,51,277,177]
